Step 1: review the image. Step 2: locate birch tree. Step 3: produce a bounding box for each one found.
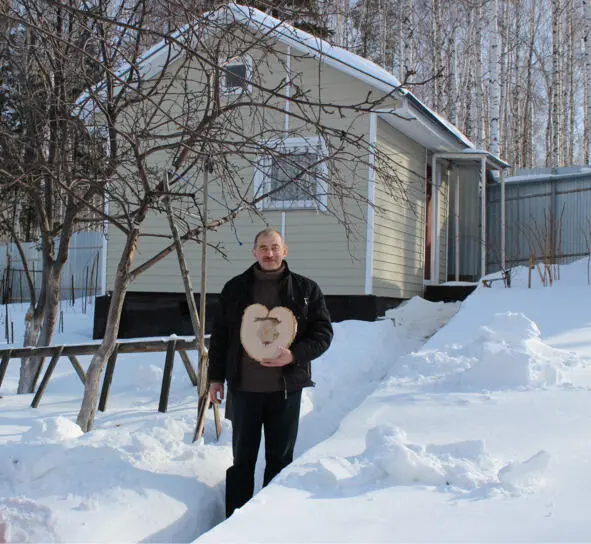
[488,0,501,157]
[584,0,591,164]
[550,0,562,167]
[431,0,442,112]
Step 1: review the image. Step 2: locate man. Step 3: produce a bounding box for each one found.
[208,227,333,518]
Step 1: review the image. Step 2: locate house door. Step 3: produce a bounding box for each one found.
[424,165,432,281]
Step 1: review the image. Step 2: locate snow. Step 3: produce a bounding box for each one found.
[503,167,591,184]
[1,258,591,542]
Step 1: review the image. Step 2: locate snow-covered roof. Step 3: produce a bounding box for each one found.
[504,166,591,184]
[80,3,508,166]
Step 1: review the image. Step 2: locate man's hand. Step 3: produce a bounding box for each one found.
[209,382,224,404]
[260,346,294,367]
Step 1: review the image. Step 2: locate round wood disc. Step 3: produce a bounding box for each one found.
[240,303,297,362]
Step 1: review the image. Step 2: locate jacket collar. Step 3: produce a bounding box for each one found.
[241,260,291,284]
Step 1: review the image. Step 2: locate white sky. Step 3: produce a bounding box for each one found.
[1,259,591,542]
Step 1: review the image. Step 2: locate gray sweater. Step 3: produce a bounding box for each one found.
[236,264,285,392]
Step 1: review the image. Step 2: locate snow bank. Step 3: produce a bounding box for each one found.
[278,423,549,498]
[392,312,583,390]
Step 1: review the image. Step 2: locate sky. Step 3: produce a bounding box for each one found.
[1,258,590,542]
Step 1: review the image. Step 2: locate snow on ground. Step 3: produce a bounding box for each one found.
[1,258,591,542]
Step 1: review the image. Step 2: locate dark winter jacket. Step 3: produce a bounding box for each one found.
[208,261,333,393]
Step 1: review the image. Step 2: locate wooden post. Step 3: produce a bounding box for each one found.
[158,339,177,413]
[98,346,119,412]
[31,347,64,408]
[0,349,12,389]
[163,170,220,439]
[68,355,86,384]
[213,397,222,440]
[528,255,533,288]
[179,350,198,386]
[193,394,211,442]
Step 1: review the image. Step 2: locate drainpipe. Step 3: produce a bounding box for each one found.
[100,191,109,296]
[283,46,291,136]
[365,112,377,295]
[281,46,291,243]
[480,156,487,279]
[500,169,506,273]
[431,154,439,283]
[455,169,460,282]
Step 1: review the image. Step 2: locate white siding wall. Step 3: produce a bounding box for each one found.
[371,119,427,298]
[105,40,389,296]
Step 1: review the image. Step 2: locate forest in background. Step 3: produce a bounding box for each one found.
[244,0,591,170]
[334,0,591,171]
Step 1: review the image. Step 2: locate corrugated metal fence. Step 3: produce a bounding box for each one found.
[0,231,104,304]
[487,167,591,272]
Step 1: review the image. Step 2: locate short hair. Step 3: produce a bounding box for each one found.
[253,227,283,248]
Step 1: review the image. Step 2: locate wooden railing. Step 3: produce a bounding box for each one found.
[0,338,200,414]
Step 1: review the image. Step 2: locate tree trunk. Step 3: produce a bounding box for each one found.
[77,227,140,432]
[583,0,591,164]
[488,0,500,156]
[431,0,442,112]
[400,0,414,82]
[523,0,537,168]
[568,8,575,164]
[512,4,522,168]
[17,262,60,393]
[447,1,458,126]
[474,0,485,147]
[551,0,562,168]
[18,303,44,393]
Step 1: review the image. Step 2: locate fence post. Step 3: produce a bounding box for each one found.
[98,346,119,412]
[178,350,198,387]
[0,349,13,390]
[31,347,65,408]
[159,339,177,413]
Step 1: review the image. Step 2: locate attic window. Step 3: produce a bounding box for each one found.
[221,56,252,94]
[254,137,328,211]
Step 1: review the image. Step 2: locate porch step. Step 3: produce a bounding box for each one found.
[423,284,477,303]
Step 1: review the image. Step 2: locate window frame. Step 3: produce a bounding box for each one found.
[220,55,253,95]
[253,136,329,212]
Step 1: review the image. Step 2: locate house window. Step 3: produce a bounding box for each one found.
[254,137,328,211]
[221,56,252,94]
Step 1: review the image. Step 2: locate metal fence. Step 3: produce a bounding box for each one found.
[487,167,591,272]
[0,231,104,304]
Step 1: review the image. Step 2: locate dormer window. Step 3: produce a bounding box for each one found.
[221,56,252,94]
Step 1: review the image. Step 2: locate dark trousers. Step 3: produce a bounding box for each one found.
[226,389,302,518]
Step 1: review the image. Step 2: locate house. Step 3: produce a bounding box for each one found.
[93,4,510,338]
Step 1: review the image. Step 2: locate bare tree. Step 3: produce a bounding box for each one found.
[45,2,418,432]
[0,0,123,393]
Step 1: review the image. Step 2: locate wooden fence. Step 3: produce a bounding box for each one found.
[0,338,200,414]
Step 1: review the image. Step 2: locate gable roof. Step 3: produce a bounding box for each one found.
[82,3,509,169]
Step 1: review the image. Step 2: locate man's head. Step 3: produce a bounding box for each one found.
[252,228,288,271]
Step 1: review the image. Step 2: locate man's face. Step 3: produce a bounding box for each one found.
[252,232,288,271]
